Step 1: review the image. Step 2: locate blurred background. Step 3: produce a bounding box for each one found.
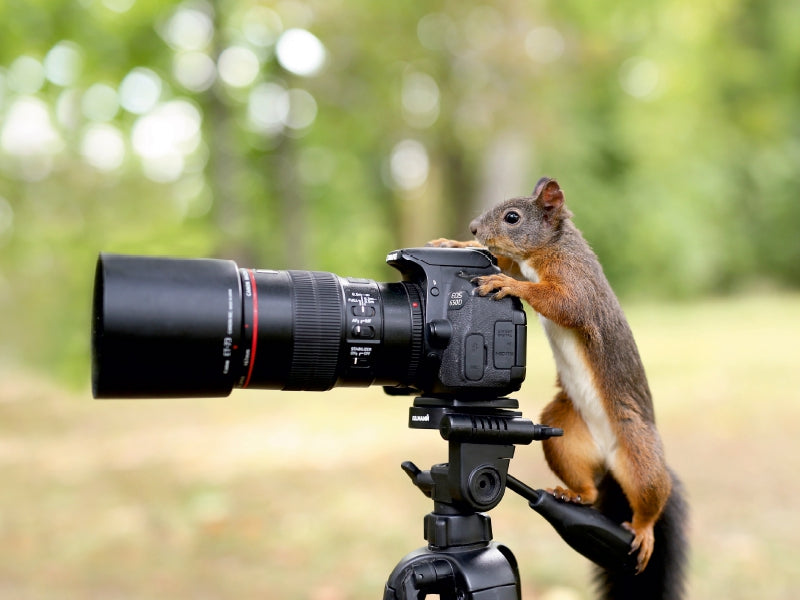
[0,0,798,598]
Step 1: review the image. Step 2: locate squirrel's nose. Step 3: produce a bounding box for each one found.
[469,219,479,236]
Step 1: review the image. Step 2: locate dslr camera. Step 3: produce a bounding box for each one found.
[92,247,527,400]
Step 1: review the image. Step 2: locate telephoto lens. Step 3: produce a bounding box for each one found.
[92,254,423,398]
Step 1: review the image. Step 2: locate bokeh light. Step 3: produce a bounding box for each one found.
[275,28,326,77]
[173,51,216,92]
[619,57,662,99]
[401,70,440,129]
[524,26,566,64]
[0,97,62,157]
[7,56,45,94]
[241,5,283,48]
[217,46,260,88]
[131,99,202,182]
[162,4,214,51]
[82,83,120,122]
[285,88,317,131]
[247,82,289,136]
[390,139,429,191]
[44,41,84,87]
[81,123,126,171]
[119,67,162,115]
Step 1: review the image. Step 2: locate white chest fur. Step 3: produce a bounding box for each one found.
[516,260,617,460]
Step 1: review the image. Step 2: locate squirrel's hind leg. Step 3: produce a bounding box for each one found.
[540,391,604,506]
[609,427,672,574]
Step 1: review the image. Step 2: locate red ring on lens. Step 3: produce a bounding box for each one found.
[241,269,259,388]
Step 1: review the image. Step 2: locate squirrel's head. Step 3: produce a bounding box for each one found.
[470,177,572,260]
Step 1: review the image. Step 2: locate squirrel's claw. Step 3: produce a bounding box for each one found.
[622,521,655,574]
[545,486,587,505]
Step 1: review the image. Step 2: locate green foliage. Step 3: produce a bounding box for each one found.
[0,0,798,380]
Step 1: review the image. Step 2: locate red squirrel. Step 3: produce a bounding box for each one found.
[430,178,687,599]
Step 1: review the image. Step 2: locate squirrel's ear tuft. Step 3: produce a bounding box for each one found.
[534,178,564,211]
[532,177,551,197]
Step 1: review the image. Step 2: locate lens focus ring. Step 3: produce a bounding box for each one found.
[285,271,343,391]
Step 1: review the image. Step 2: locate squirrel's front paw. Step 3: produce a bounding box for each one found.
[546,486,589,505]
[472,274,519,300]
[426,238,481,248]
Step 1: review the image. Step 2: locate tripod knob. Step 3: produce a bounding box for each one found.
[400,461,433,498]
[467,465,504,508]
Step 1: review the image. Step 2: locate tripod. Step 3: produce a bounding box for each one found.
[384,397,638,600]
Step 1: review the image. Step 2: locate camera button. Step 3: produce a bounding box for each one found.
[427,319,453,348]
[353,356,370,367]
[352,325,375,338]
[352,305,375,317]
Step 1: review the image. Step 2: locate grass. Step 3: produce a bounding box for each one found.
[0,292,798,599]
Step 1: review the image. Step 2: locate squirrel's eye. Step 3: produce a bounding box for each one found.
[504,211,520,224]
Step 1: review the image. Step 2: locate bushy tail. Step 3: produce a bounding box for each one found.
[594,470,688,600]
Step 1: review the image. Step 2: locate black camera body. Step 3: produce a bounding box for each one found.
[383,247,526,398]
[92,247,526,400]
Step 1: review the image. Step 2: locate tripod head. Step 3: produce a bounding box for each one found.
[384,396,637,600]
[404,396,561,515]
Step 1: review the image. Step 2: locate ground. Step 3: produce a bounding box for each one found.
[0,293,797,599]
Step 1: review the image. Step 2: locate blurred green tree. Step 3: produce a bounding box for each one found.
[0,0,798,382]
